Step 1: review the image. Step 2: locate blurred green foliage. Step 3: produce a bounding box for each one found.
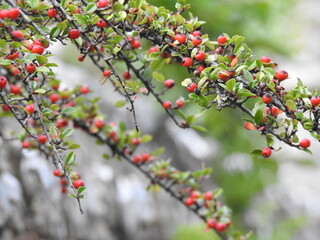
[172,224,220,240]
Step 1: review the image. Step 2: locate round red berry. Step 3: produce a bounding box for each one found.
[69,29,80,40]
[26,63,36,73]
[216,222,227,232]
[53,169,61,177]
[181,57,192,68]
[31,45,44,55]
[192,36,202,46]
[133,155,142,164]
[96,18,107,28]
[97,0,109,8]
[162,101,172,109]
[187,83,198,93]
[25,104,35,114]
[261,147,272,158]
[299,138,310,149]
[217,34,227,45]
[9,8,20,20]
[175,99,185,109]
[50,94,59,103]
[185,197,195,206]
[47,8,57,18]
[103,70,111,78]
[0,76,8,89]
[73,179,85,189]
[204,191,213,201]
[275,70,288,81]
[218,72,229,82]
[261,56,271,63]
[0,9,9,19]
[6,52,19,60]
[192,31,201,37]
[37,135,47,144]
[123,71,132,80]
[78,55,85,62]
[132,138,141,145]
[207,218,217,228]
[141,153,150,162]
[262,94,272,104]
[12,30,24,39]
[194,51,206,62]
[22,141,31,149]
[80,85,90,94]
[148,46,159,54]
[311,96,320,107]
[164,79,175,89]
[94,119,105,129]
[174,34,186,44]
[10,84,21,95]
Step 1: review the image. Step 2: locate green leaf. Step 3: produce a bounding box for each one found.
[141,135,153,143]
[251,149,262,157]
[192,125,208,132]
[36,55,48,65]
[61,128,74,138]
[42,108,52,116]
[113,2,124,11]
[65,151,76,165]
[50,104,60,111]
[154,147,165,156]
[0,59,12,66]
[61,107,77,115]
[186,115,196,126]
[73,14,88,25]
[286,100,296,111]
[302,148,313,155]
[243,69,253,83]
[119,121,126,132]
[68,193,76,198]
[86,3,97,13]
[266,134,274,147]
[102,154,110,159]
[254,109,263,125]
[213,188,223,198]
[238,89,256,97]
[69,144,81,149]
[114,100,126,108]
[181,78,192,87]
[50,26,60,38]
[34,89,46,94]
[152,72,165,82]
[36,66,50,73]
[49,126,59,138]
[77,186,87,196]
[226,78,236,91]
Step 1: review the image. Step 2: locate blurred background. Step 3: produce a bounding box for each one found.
[1,0,320,239]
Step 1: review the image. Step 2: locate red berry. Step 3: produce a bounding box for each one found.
[164,79,175,89]
[94,119,105,129]
[133,155,142,164]
[9,8,20,20]
[216,222,227,232]
[123,71,132,80]
[275,70,288,81]
[204,191,213,201]
[262,94,272,104]
[185,197,195,206]
[6,52,19,60]
[311,96,320,107]
[31,45,44,55]
[11,30,24,39]
[192,30,201,37]
[299,138,310,149]
[129,38,141,49]
[207,219,217,228]
[192,36,202,46]
[175,99,185,109]
[0,9,10,19]
[53,169,61,177]
[97,0,109,8]
[194,51,206,62]
[47,8,57,18]
[80,85,90,94]
[217,34,227,45]
[218,72,229,82]
[33,39,44,47]
[2,105,10,112]
[141,153,150,162]
[187,83,198,93]
[69,29,80,40]
[37,135,47,144]
[78,55,85,62]
[244,122,256,131]
[148,46,159,54]
[96,18,107,28]
[26,63,36,73]
[25,104,35,114]
[56,118,68,128]
[10,84,21,95]
[261,56,271,63]
[61,187,67,194]
[266,106,282,117]
[73,179,84,189]
[197,65,205,73]
[50,93,59,103]
[0,76,8,89]
[174,34,186,44]
[132,138,141,145]
[22,141,31,149]
[181,57,192,67]
[261,147,272,158]
[162,101,172,109]
[103,70,111,78]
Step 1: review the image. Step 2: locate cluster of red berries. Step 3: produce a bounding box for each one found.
[53,169,84,193]
[0,8,20,20]
[161,79,186,110]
